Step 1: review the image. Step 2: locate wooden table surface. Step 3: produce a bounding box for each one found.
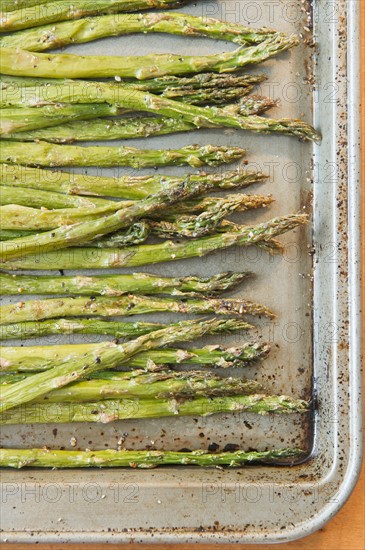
[4,3,364,550]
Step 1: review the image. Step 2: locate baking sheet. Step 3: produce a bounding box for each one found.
[0,0,362,543]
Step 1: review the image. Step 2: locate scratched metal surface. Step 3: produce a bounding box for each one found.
[0,0,362,544]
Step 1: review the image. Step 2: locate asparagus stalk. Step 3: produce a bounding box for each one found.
[0,141,247,168]
[0,104,127,134]
[0,12,275,52]
[0,342,267,372]
[2,98,276,141]
[0,318,167,341]
[0,0,190,31]
[0,447,304,468]
[0,181,264,212]
[0,202,131,230]
[0,76,319,141]
[26,372,266,403]
[0,271,250,297]
[2,214,307,270]
[0,223,150,248]
[0,369,264,398]
[0,191,270,231]
[0,164,267,200]
[0,317,252,412]
[0,295,273,324]
[0,393,308,424]
[0,73,267,96]
[0,35,298,78]
[0,186,112,209]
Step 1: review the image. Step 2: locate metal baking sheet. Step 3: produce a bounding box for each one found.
[0,0,362,543]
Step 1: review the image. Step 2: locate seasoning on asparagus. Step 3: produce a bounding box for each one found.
[0,447,304,468]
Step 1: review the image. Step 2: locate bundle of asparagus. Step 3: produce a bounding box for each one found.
[0,2,314,466]
[0,75,319,140]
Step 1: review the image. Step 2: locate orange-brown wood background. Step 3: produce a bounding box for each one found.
[3,2,364,549]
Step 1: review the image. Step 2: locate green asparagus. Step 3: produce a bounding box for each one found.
[0,104,127,134]
[0,342,268,372]
[0,393,308,424]
[0,164,267,200]
[0,222,151,248]
[2,98,276,141]
[0,447,304,468]
[0,169,250,262]
[0,318,167,341]
[0,0,190,31]
[24,372,266,403]
[0,295,273,325]
[0,73,267,97]
[0,35,297,78]
[0,12,275,51]
[150,194,273,239]
[0,141,247,168]
[0,192,270,231]
[0,186,112,209]
[0,77,319,140]
[0,317,253,412]
[0,271,250,297]
[2,214,307,270]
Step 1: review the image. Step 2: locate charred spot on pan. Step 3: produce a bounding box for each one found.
[223,443,239,452]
